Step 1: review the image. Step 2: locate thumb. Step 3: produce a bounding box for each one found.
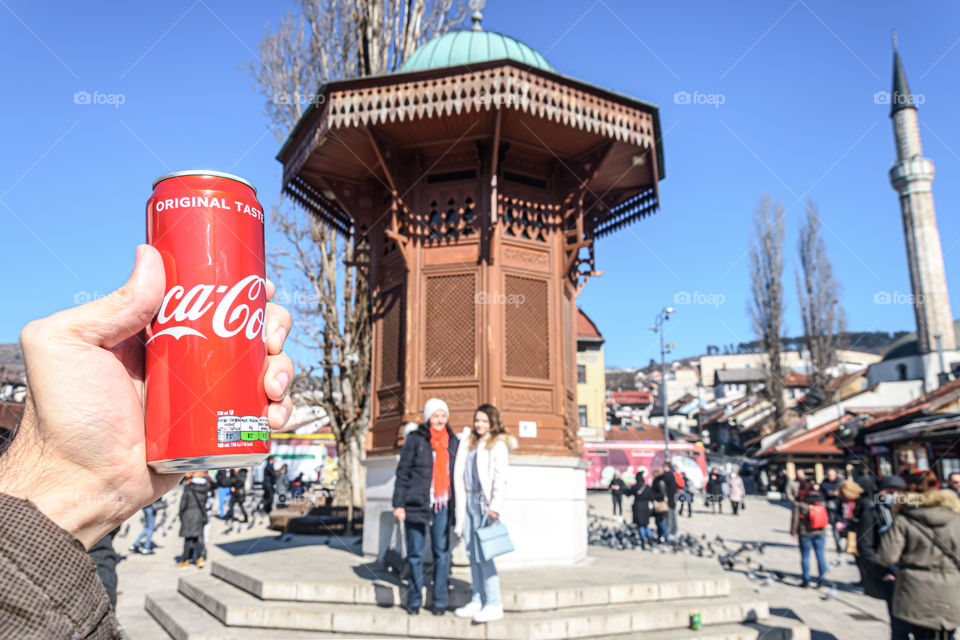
[60,244,166,348]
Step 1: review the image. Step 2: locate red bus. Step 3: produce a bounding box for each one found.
[583,440,707,490]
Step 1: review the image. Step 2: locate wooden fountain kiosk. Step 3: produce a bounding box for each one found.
[277,19,664,565]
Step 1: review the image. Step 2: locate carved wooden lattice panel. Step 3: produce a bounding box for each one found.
[498,194,559,243]
[504,275,550,379]
[379,287,403,388]
[424,273,477,378]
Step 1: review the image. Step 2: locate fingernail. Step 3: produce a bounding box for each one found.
[277,405,288,424]
[276,372,289,393]
[274,326,287,344]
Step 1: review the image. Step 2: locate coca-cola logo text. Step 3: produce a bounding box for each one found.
[147,275,265,344]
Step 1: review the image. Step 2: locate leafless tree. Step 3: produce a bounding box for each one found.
[796,200,846,393]
[248,0,468,507]
[748,196,786,429]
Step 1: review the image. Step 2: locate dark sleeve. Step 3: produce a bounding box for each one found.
[0,493,118,639]
[856,503,880,564]
[790,503,800,536]
[392,436,416,509]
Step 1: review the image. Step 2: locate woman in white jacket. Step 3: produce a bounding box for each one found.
[452,403,514,623]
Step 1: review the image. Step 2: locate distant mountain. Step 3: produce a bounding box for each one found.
[0,344,25,383]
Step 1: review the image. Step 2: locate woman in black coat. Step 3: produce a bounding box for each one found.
[706,470,724,514]
[179,472,211,568]
[629,473,655,549]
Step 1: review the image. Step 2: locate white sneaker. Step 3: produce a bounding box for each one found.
[454,600,482,618]
[472,603,504,623]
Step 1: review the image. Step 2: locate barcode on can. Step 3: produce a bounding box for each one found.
[218,415,270,442]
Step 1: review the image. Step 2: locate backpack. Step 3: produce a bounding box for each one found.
[806,503,828,530]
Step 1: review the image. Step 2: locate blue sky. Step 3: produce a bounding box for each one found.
[3,1,960,369]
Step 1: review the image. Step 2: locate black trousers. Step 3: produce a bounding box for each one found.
[183,537,203,563]
[731,501,741,515]
[262,485,274,513]
[228,494,248,522]
[612,493,623,516]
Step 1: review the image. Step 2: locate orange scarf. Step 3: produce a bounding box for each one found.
[429,426,450,511]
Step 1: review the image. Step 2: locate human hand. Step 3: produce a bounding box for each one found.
[487,510,499,521]
[0,245,293,549]
[394,507,406,521]
[882,574,896,582]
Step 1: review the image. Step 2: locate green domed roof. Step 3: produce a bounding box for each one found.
[399,29,554,73]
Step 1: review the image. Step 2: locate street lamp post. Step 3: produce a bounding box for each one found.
[652,307,675,462]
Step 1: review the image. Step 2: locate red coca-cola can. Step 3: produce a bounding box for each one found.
[145,170,270,473]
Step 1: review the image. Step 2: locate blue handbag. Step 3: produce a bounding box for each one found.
[476,513,515,561]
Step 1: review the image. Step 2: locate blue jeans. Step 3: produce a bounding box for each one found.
[464,492,502,607]
[636,525,653,539]
[405,505,451,609]
[133,505,156,550]
[217,487,230,518]
[798,534,827,583]
[655,518,669,541]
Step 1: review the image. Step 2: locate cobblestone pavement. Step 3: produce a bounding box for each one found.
[588,491,891,640]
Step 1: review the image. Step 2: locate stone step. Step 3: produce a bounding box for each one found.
[210,560,729,612]
[145,592,379,640]
[174,573,771,639]
[147,590,808,640]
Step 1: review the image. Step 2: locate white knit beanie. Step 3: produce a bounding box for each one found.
[423,398,450,424]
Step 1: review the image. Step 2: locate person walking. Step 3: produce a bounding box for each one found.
[130,502,158,554]
[706,469,724,514]
[727,471,746,515]
[651,469,670,542]
[261,456,277,514]
[179,472,212,568]
[677,471,694,518]
[227,468,249,524]
[609,473,626,519]
[214,469,232,519]
[855,475,910,638]
[785,468,805,503]
[791,480,828,588]
[820,468,845,553]
[276,464,291,507]
[878,484,960,640]
[453,404,514,624]
[392,398,459,616]
[663,463,679,537]
[629,472,655,549]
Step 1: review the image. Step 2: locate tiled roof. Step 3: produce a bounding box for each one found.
[825,368,867,392]
[782,370,812,388]
[609,390,653,405]
[576,308,603,340]
[864,377,960,431]
[755,417,846,457]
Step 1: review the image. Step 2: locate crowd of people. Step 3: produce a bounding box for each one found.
[784,467,960,640]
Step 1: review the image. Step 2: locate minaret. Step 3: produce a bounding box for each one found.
[889,31,956,353]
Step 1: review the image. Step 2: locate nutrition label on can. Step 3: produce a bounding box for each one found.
[217,415,270,443]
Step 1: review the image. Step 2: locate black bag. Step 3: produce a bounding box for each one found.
[383,521,410,580]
